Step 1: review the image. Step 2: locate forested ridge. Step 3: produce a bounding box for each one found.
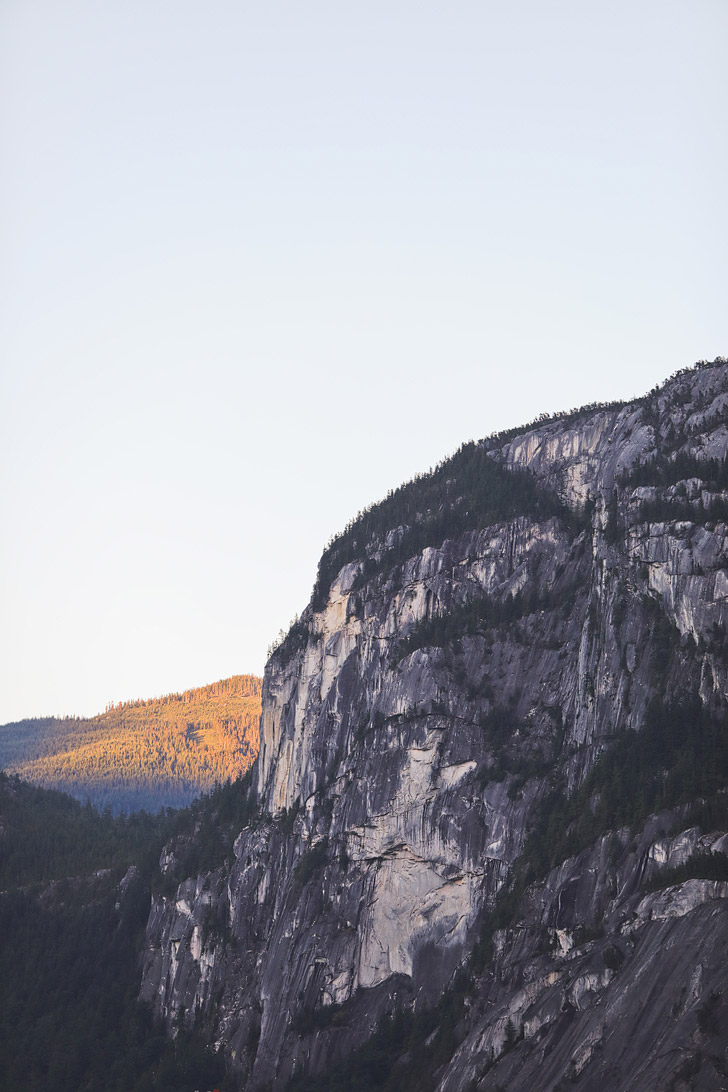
[0,675,262,814]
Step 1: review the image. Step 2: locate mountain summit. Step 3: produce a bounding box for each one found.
[142,359,728,1091]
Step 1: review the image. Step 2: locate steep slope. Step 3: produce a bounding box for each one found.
[0,675,261,813]
[141,359,728,1091]
[0,772,239,1091]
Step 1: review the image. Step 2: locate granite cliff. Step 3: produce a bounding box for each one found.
[141,358,728,1091]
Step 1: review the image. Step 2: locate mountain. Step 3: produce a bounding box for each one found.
[139,358,728,1092]
[0,675,262,814]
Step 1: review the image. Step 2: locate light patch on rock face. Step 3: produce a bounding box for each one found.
[627,522,728,655]
[570,1028,605,1077]
[259,582,366,814]
[664,827,702,867]
[357,848,479,989]
[438,761,477,789]
[636,879,728,921]
[319,620,359,702]
[483,795,511,861]
[646,826,720,873]
[568,968,612,1010]
[648,840,669,866]
[502,407,650,508]
[469,970,566,1060]
[320,581,350,638]
[269,739,294,814]
[553,927,573,954]
[715,568,728,603]
[398,739,438,804]
[256,868,271,905]
[711,832,728,854]
[322,969,353,1007]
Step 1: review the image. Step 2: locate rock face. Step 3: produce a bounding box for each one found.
[140,359,728,1091]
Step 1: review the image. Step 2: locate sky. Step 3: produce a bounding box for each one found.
[1,1,726,723]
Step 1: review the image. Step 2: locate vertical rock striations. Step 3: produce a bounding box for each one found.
[141,358,728,1091]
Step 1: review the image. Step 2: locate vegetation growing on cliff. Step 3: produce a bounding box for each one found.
[643,849,728,892]
[311,441,569,610]
[483,357,727,449]
[395,583,576,661]
[623,451,728,491]
[635,494,728,525]
[513,691,728,886]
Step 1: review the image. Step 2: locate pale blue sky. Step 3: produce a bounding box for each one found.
[1,1,726,722]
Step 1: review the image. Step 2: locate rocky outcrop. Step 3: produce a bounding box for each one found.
[438,816,728,1092]
[141,359,728,1091]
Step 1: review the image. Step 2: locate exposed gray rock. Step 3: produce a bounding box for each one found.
[140,359,728,1091]
[438,814,728,1092]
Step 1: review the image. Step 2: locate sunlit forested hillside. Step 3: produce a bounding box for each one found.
[0,675,261,814]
